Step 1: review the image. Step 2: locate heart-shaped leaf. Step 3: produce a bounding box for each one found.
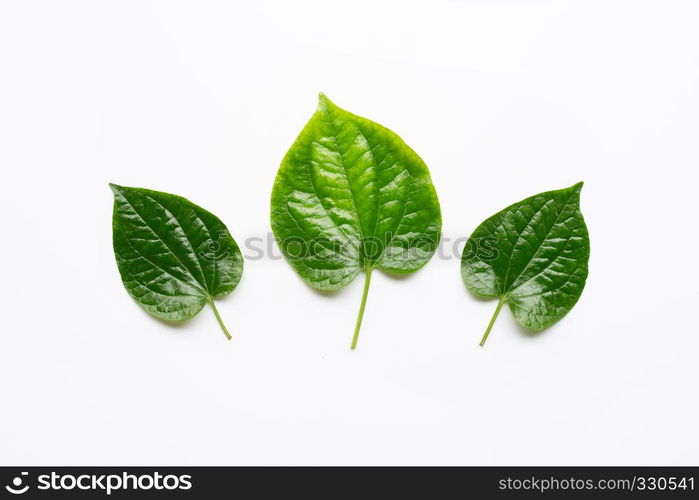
[461,183,589,345]
[271,94,442,349]
[110,184,243,340]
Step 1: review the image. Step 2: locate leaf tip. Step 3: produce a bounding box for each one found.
[317,92,335,111]
[571,181,584,191]
[109,183,122,194]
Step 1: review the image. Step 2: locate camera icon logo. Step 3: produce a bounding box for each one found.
[5,472,29,495]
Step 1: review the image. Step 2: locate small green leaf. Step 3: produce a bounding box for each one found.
[110,184,243,340]
[271,94,442,349]
[461,183,590,345]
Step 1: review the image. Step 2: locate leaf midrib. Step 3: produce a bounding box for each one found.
[320,107,372,261]
[322,106,415,269]
[117,189,211,297]
[141,192,211,292]
[120,227,206,296]
[501,188,578,298]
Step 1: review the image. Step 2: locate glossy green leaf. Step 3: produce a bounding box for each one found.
[461,183,589,345]
[270,94,442,349]
[110,184,243,340]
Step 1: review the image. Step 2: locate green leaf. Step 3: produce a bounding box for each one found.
[110,184,243,340]
[270,94,442,349]
[461,182,590,345]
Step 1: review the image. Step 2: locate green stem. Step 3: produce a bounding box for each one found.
[480,297,506,347]
[208,299,232,341]
[351,267,373,350]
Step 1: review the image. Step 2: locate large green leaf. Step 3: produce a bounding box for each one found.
[110,184,243,340]
[461,183,589,345]
[270,94,442,349]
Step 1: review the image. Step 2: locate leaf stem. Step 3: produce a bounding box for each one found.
[208,299,232,341]
[351,267,373,350]
[480,297,506,347]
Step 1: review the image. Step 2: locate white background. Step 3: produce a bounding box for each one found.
[1,0,697,465]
